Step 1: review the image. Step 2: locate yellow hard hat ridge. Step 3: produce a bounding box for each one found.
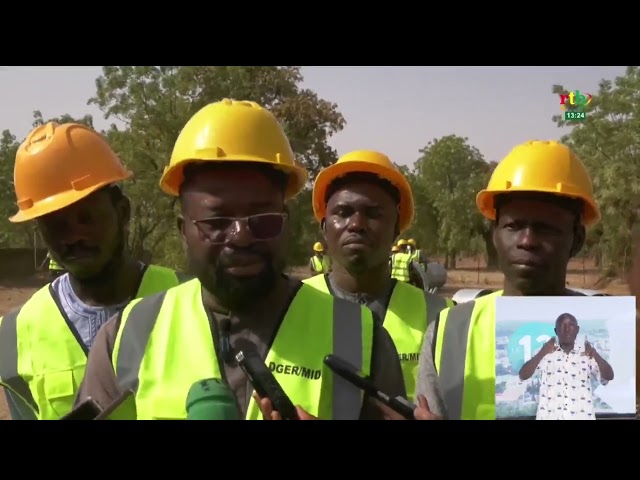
[160,99,308,200]
[312,150,415,232]
[313,242,324,252]
[476,140,601,226]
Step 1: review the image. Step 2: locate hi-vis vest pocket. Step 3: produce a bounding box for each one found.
[38,369,77,419]
[148,396,188,420]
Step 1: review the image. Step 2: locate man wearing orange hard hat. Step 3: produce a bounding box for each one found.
[415,140,601,420]
[77,99,405,420]
[303,149,453,413]
[0,122,181,420]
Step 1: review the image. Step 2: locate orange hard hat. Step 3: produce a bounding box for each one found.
[10,122,132,223]
[160,99,308,200]
[476,140,600,226]
[312,150,415,232]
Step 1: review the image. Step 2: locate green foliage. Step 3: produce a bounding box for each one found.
[552,66,640,275]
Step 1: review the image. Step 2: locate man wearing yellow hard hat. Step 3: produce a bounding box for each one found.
[309,242,331,275]
[77,99,405,420]
[414,140,601,420]
[0,122,180,420]
[303,149,453,410]
[391,239,412,282]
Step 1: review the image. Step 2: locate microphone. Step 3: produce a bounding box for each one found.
[60,389,135,420]
[219,318,233,363]
[186,378,239,420]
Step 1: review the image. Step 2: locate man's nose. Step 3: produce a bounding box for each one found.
[346,212,367,231]
[516,227,540,250]
[226,218,253,247]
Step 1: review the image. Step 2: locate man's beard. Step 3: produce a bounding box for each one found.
[192,252,283,311]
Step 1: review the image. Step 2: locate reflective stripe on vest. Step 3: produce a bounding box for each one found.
[0,264,180,420]
[391,253,411,282]
[303,274,453,402]
[434,291,502,420]
[112,279,374,420]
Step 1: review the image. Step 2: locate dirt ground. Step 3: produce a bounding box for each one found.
[0,257,631,420]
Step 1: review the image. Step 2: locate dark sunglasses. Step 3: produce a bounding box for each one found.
[190,212,288,244]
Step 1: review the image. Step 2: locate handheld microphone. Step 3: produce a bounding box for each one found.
[186,378,239,420]
[324,354,415,420]
[219,318,233,363]
[60,389,135,420]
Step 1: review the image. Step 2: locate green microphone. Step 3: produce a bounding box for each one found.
[185,378,239,420]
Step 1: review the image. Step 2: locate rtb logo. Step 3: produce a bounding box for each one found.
[559,90,592,122]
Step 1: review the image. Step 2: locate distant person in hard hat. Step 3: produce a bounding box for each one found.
[414,140,601,420]
[392,239,424,289]
[309,242,331,275]
[77,99,405,420]
[303,149,453,412]
[391,239,411,282]
[407,239,428,270]
[0,122,181,420]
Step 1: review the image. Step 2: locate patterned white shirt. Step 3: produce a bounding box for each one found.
[535,344,605,420]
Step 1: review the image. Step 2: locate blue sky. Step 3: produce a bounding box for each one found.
[0,66,627,167]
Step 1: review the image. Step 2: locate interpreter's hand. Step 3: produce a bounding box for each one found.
[541,337,557,356]
[583,337,596,358]
[253,393,317,420]
[413,395,441,420]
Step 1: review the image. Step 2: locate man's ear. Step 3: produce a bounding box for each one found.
[320,218,326,233]
[177,216,187,249]
[118,195,132,229]
[569,225,586,258]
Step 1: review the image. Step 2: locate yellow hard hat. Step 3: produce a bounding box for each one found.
[313,242,324,252]
[312,150,415,232]
[11,122,132,223]
[391,245,400,253]
[160,99,308,200]
[408,239,416,246]
[397,239,408,247]
[476,140,600,226]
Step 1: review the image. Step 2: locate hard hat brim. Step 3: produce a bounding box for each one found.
[313,160,414,232]
[159,157,308,200]
[476,188,601,227]
[9,171,133,223]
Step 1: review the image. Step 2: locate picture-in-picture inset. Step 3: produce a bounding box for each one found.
[495,296,636,420]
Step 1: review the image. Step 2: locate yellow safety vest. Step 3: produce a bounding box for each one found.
[303,274,453,402]
[0,264,181,420]
[310,255,330,274]
[111,279,374,420]
[391,252,411,282]
[433,291,503,420]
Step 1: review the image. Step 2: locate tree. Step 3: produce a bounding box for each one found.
[87,66,346,267]
[552,66,640,276]
[412,135,491,268]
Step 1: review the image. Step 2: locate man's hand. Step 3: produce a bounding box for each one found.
[583,337,596,358]
[253,393,317,420]
[541,337,557,356]
[413,395,441,420]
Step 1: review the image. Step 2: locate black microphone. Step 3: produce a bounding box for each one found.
[60,390,135,420]
[219,318,233,363]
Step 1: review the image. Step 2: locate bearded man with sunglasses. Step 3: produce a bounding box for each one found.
[76,99,406,420]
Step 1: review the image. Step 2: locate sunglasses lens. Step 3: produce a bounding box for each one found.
[249,214,285,240]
